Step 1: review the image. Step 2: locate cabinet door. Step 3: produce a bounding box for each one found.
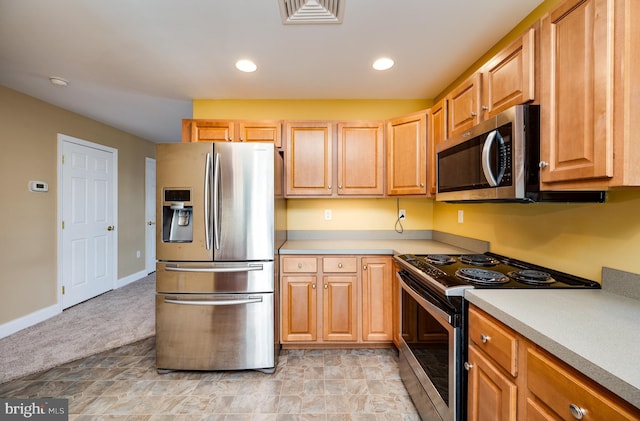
[428,100,447,194]
[322,275,357,342]
[281,276,317,342]
[467,344,518,421]
[237,120,282,148]
[182,120,235,142]
[285,121,333,196]
[386,112,427,195]
[481,28,535,119]
[447,73,482,137]
[361,257,392,342]
[539,0,613,183]
[337,121,385,196]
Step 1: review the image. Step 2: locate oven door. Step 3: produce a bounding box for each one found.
[397,271,463,421]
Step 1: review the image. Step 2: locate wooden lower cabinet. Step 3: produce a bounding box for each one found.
[467,305,640,421]
[280,255,393,346]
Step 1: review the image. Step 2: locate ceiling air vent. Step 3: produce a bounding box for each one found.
[279,0,344,24]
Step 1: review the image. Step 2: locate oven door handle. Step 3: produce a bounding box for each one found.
[397,272,454,325]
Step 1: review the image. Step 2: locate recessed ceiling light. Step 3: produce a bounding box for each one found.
[49,76,69,87]
[235,60,257,73]
[372,57,394,71]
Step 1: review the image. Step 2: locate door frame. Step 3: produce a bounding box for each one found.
[145,157,156,274]
[57,133,118,310]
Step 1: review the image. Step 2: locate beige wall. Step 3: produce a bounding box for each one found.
[0,86,156,324]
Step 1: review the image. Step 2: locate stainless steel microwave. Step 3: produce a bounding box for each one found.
[435,104,605,203]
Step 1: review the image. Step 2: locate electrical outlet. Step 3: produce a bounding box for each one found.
[324,209,332,221]
[457,210,464,223]
[398,209,406,220]
[136,250,141,258]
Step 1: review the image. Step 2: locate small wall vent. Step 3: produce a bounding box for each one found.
[279,0,344,24]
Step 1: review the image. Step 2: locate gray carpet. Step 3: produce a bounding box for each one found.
[0,273,155,384]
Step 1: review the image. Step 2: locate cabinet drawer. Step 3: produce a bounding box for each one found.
[282,257,317,273]
[527,346,639,421]
[322,257,357,273]
[468,306,518,377]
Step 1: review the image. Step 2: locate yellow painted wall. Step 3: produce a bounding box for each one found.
[287,198,433,231]
[433,191,640,282]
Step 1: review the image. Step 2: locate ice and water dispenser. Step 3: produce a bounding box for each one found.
[162,189,193,243]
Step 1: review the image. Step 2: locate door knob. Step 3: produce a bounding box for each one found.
[107,226,115,231]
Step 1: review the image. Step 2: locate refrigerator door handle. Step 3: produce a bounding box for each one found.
[213,152,221,250]
[204,152,212,250]
[164,296,263,306]
[164,263,264,273]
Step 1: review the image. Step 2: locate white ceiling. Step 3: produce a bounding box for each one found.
[0,0,542,143]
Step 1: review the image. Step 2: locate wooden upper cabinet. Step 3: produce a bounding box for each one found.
[539,0,640,189]
[428,99,447,195]
[481,28,535,119]
[285,121,333,196]
[386,111,428,196]
[337,121,385,196]
[447,73,482,138]
[182,119,282,147]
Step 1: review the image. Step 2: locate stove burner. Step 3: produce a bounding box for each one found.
[425,254,456,265]
[508,270,556,285]
[455,268,509,285]
[459,254,500,266]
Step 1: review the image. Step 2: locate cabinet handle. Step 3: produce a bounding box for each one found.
[363,265,367,270]
[312,284,316,289]
[324,284,328,289]
[227,137,233,142]
[481,105,489,111]
[464,362,473,371]
[420,183,425,187]
[327,185,332,190]
[338,185,343,189]
[569,403,586,420]
[539,161,549,169]
[470,112,477,117]
[239,137,245,141]
[480,334,491,344]
[338,263,343,268]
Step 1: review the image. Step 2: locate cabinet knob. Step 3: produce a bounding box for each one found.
[324,284,328,289]
[470,112,478,117]
[539,161,549,169]
[480,334,491,344]
[363,265,367,270]
[327,185,332,190]
[338,263,343,268]
[239,137,245,141]
[420,183,425,187]
[481,105,489,111]
[338,185,343,189]
[298,263,302,269]
[464,362,473,371]
[569,403,586,420]
[312,283,316,289]
[227,137,233,141]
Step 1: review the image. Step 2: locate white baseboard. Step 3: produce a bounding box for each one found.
[1,271,151,340]
[116,270,149,289]
[0,304,61,340]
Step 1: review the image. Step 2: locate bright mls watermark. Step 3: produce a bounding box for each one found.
[1,399,68,420]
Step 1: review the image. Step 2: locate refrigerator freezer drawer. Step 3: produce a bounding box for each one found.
[156,292,277,371]
[156,261,274,294]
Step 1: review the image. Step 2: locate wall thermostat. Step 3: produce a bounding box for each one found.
[29,180,49,192]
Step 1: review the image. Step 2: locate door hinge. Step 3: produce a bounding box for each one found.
[61,155,65,164]
[62,286,65,295]
[61,220,65,229]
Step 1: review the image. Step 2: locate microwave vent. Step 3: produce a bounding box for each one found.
[279,0,344,24]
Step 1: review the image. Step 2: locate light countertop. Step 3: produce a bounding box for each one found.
[279,239,475,255]
[465,289,640,409]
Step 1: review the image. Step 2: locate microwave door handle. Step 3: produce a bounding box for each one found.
[481,129,505,187]
[213,152,221,250]
[204,152,212,250]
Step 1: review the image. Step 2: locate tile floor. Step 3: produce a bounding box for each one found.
[0,337,420,420]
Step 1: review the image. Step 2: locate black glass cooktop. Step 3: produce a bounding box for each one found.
[395,252,601,290]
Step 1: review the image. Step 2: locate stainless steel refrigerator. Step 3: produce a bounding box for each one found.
[155,142,285,373]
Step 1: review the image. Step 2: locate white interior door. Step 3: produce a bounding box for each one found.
[145,157,156,274]
[60,135,117,309]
